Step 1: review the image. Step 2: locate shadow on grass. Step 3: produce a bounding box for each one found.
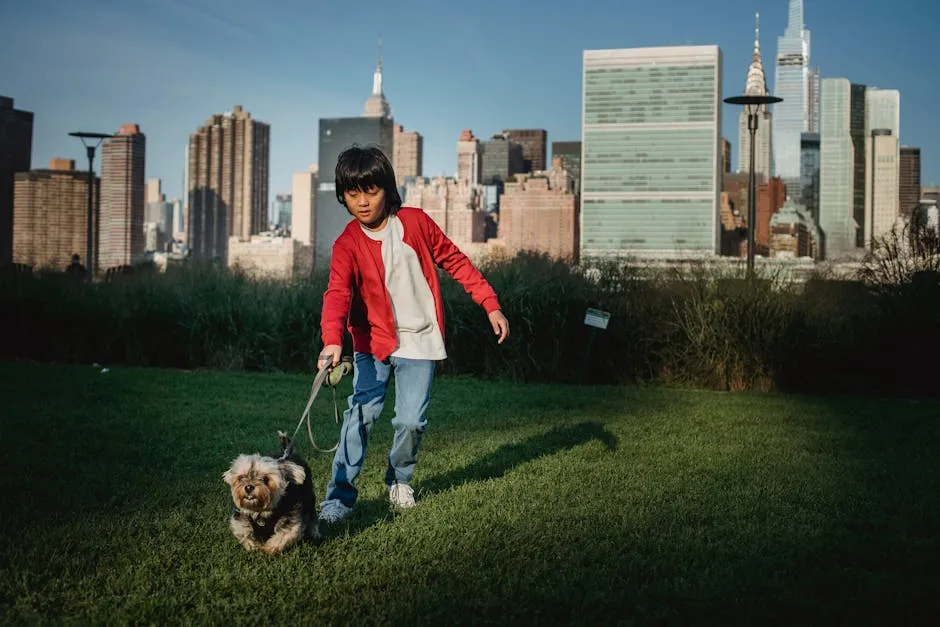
[419,421,618,495]
[316,422,618,540]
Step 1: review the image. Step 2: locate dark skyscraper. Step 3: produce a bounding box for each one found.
[0,96,34,264]
[481,134,524,185]
[315,116,394,265]
[850,83,867,248]
[503,129,547,172]
[899,146,921,219]
[720,137,731,174]
[800,132,820,220]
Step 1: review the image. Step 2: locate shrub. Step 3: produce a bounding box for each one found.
[2,251,938,397]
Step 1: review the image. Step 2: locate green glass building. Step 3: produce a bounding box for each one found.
[580,46,722,259]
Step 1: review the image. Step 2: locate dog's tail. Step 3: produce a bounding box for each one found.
[276,430,294,461]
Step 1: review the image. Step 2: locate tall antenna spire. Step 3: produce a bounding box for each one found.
[371,36,384,97]
[744,11,768,97]
[364,34,391,118]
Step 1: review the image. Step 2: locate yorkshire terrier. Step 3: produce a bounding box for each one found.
[222,432,319,555]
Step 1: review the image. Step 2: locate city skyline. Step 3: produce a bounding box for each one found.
[2,0,938,208]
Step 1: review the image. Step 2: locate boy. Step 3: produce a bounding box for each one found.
[317,146,509,524]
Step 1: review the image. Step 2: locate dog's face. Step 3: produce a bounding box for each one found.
[222,454,306,513]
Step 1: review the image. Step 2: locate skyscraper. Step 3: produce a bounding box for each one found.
[867,130,899,246]
[0,96,33,264]
[186,105,270,261]
[146,178,162,204]
[291,164,317,247]
[800,132,820,219]
[818,78,866,260]
[863,88,900,248]
[99,124,146,269]
[315,116,394,265]
[720,138,732,174]
[773,0,815,186]
[581,45,722,258]
[899,146,921,219]
[393,123,422,186]
[737,14,773,183]
[502,129,547,172]
[480,134,524,184]
[13,159,95,270]
[457,129,482,186]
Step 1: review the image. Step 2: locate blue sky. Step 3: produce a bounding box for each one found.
[3,0,938,205]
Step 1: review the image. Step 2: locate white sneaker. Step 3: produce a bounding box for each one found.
[318,499,352,524]
[388,483,416,509]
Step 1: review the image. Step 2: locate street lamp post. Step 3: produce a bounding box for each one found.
[68,131,112,281]
[723,95,782,277]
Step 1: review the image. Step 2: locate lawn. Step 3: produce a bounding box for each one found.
[1,361,938,625]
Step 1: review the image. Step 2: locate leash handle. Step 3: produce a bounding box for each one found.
[285,355,354,455]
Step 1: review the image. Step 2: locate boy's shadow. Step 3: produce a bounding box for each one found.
[318,421,617,539]
[420,421,618,494]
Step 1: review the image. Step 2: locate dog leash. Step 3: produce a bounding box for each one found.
[281,356,353,458]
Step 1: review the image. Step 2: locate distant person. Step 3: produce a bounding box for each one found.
[317,146,510,524]
[65,254,86,278]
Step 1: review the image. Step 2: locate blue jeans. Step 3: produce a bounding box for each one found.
[323,352,435,507]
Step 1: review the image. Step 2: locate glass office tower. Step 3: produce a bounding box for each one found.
[580,45,722,258]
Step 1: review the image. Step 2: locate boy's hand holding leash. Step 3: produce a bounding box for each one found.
[318,344,343,369]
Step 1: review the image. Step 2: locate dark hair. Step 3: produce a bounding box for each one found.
[334,145,402,213]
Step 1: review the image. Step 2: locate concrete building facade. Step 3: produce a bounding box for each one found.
[291,164,317,248]
[404,177,485,245]
[497,158,579,261]
[13,159,96,270]
[227,235,313,280]
[457,129,482,186]
[393,123,423,186]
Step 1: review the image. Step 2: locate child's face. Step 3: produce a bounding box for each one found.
[344,185,388,230]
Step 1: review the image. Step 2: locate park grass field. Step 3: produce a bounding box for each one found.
[1,361,938,625]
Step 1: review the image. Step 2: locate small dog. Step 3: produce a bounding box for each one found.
[222,432,320,555]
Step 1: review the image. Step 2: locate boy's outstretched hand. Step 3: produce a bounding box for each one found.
[488,310,510,344]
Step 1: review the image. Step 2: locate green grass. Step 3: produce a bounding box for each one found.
[1,362,938,625]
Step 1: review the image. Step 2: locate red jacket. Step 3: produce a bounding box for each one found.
[320,207,501,361]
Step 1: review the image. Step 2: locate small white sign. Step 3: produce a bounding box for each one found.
[584,308,611,330]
